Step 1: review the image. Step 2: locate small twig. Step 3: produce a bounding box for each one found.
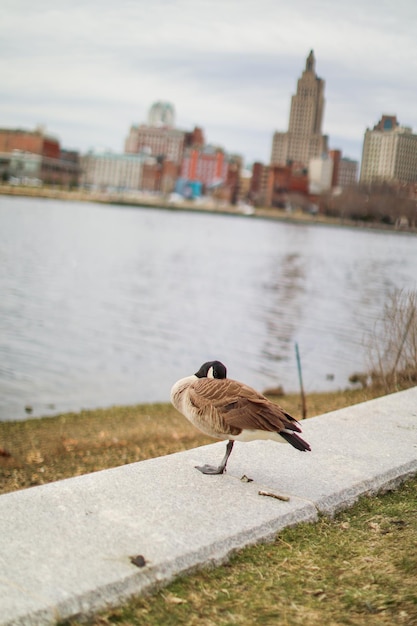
[258,489,290,502]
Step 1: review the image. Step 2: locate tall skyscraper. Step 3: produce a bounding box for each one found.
[360,115,417,184]
[271,51,328,167]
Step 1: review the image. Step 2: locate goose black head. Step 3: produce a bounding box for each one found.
[195,360,227,379]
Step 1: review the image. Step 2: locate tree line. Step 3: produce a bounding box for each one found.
[320,183,417,228]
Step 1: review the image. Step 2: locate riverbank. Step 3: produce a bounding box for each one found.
[0,386,388,495]
[2,386,417,626]
[2,183,415,234]
[0,182,330,223]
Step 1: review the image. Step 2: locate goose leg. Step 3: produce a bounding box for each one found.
[196,440,234,475]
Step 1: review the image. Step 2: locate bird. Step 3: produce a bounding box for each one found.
[170,360,311,475]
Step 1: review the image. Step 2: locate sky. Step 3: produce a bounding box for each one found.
[1,0,417,167]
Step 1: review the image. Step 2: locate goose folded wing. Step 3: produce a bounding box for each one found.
[221,396,302,433]
[190,378,301,433]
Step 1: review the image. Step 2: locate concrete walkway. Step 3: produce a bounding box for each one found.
[1,387,417,625]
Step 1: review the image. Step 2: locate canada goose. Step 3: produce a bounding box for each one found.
[170,360,311,475]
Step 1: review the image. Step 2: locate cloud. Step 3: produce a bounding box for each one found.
[1,0,417,165]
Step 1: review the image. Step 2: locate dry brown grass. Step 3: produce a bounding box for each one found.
[0,388,380,496]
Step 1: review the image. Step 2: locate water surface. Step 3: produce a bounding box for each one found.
[0,196,416,420]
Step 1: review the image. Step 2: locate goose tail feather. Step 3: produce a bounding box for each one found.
[280,431,311,452]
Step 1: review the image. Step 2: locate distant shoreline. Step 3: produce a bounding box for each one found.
[1,183,416,236]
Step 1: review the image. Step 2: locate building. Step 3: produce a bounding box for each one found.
[141,158,179,194]
[271,50,328,168]
[80,151,146,191]
[185,127,205,149]
[360,115,417,184]
[6,151,42,184]
[269,164,309,208]
[125,123,204,170]
[125,100,189,170]
[181,147,227,187]
[0,126,60,158]
[0,127,80,186]
[237,168,252,204]
[337,157,358,188]
[147,101,176,127]
[249,162,309,208]
[249,162,271,207]
[125,103,213,196]
[327,150,358,189]
[179,146,242,204]
[124,125,186,165]
[309,154,333,194]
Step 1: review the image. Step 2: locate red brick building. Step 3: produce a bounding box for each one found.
[180,147,241,204]
[0,127,80,186]
[0,127,60,159]
[181,148,227,185]
[141,158,179,194]
[249,162,309,208]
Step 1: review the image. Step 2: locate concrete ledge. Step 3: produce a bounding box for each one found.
[1,387,417,625]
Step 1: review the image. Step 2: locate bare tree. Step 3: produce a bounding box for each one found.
[366,289,417,393]
[321,183,417,229]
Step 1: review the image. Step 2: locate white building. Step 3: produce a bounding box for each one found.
[360,115,417,184]
[308,154,333,193]
[80,151,146,191]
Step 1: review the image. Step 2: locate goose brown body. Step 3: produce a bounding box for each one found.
[171,360,311,474]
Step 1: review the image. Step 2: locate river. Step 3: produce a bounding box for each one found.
[0,195,416,421]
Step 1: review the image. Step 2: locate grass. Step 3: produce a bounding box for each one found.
[0,387,377,495]
[0,402,208,494]
[60,476,417,626]
[1,385,416,625]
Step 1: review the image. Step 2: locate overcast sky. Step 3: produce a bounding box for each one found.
[1,0,416,166]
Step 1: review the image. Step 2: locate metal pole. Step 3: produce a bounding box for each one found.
[295,342,307,419]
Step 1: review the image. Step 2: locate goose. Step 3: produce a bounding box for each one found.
[170,360,311,475]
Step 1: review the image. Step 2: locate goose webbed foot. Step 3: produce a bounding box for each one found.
[195,463,227,475]
[195,440,234,476]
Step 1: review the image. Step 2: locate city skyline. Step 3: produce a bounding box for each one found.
[1,0,416,166]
